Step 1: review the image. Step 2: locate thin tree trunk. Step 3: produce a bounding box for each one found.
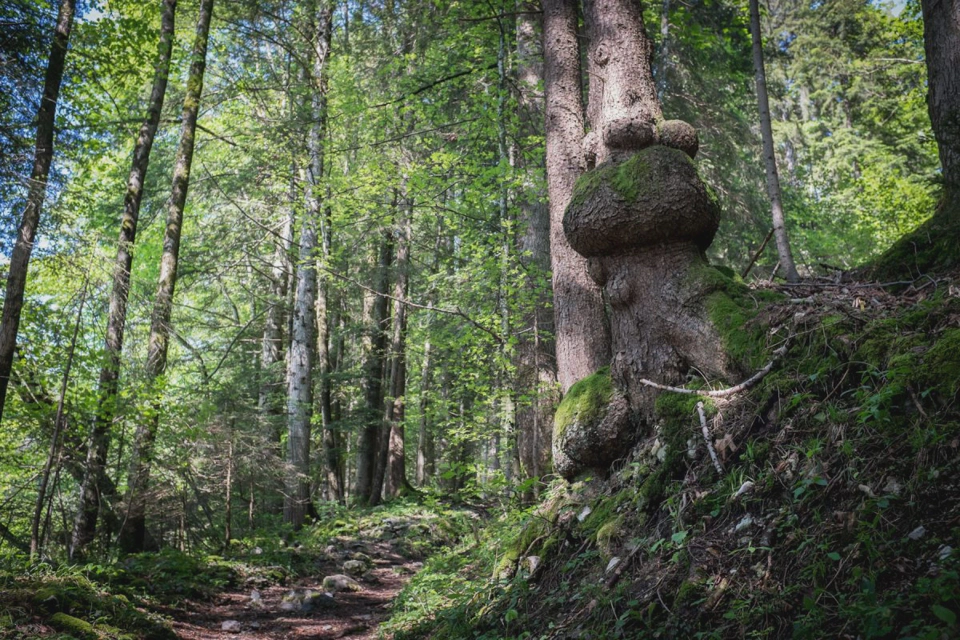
[543,0,611,393]
[416,335,432,486]
[318,198,342,503]
[224,438,233,545]
[749,0,800,283]
[514,3,558,486]
[0,0,77,424]
[657,0,670,99]
[258,168,295,443]
[285,0,334,529]
[32,281,87,560]
[383,198,412,500]
[355,225,393,505]
[119,0,215,554]
[72,0,177,560]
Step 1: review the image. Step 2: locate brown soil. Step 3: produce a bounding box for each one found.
[164,541,419,640]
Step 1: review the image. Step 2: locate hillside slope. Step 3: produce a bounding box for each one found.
[383,269,960,639]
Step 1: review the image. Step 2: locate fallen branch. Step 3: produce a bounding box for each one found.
[697,402,724,474]
[638,336,791,398]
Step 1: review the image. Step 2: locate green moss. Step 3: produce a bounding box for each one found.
[569,146,694,211]
[49,613,96,640]
[554,367,613,441]
[595,516,624,558]
[923,328,960,394]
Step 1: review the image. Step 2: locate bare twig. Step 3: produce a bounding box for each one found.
[638,336,791,398]
[697,402,724,474]
[742,228,774,279]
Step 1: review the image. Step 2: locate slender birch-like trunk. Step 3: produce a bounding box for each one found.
[284,0,334,529]
[119,0,215,553]
[72,0,177,559]
[749,0,800,282]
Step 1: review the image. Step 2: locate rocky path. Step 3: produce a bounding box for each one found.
[165,540,421,640]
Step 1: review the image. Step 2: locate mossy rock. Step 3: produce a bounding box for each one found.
[49,613,96,640]
[553,368,637,479]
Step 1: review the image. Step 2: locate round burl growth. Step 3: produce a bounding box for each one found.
[553,368,634,479]
[658,120,699,159]
[563,146,720,258]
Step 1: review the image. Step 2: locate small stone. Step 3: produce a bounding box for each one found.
[732,481,755,500]
[734,515,754,532]
[525,556,541,574]
[250,589,261,602]
[250,621,260,630]
[251,546,263,555]
[221,620,242,633]
[342,560,366,576]
[578,506,592,522]
[605,557,621,574]
[908,525,926,541]
[883,478,903,496]
[939,545,953,561]
[324,544,337,555]
[303,591,336,611]
[322,574,362,593]
[858,484,876,498]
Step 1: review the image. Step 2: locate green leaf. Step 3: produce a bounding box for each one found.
[932,605,956,626]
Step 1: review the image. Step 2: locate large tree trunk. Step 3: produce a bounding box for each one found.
[284,0,334,529]
[554,0,729,480]
[922,0,960,197]
[354,227,393,505]
[71,0,177,560]
[0,0,76,424]
[118,0,215,554]
[749,0,800,282]
[543,0,611,394]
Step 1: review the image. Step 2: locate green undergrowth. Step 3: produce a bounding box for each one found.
[0,499,476,639]
[0,566,176,640]
[384,283,960,639]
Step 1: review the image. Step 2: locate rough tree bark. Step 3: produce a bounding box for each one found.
[543,0,611,394]
[383,198,413,500]
[355,227,393,505]
[749,0,800,282]
[72,0,177,559]
[118,0,215,554]
[553,0,732,479]
[515,1,558,486]
[921,0,960,197]
[285,0,334,529]
[0,0,76,425]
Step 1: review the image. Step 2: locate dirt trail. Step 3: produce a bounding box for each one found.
[166,541,420,639]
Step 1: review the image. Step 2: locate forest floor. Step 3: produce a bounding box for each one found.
[163,540,421,640]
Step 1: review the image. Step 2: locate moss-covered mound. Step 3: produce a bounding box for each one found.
[383,279,960,639]
[563,145,721,257]
[0,572,176,639]
[553,368,637,479]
